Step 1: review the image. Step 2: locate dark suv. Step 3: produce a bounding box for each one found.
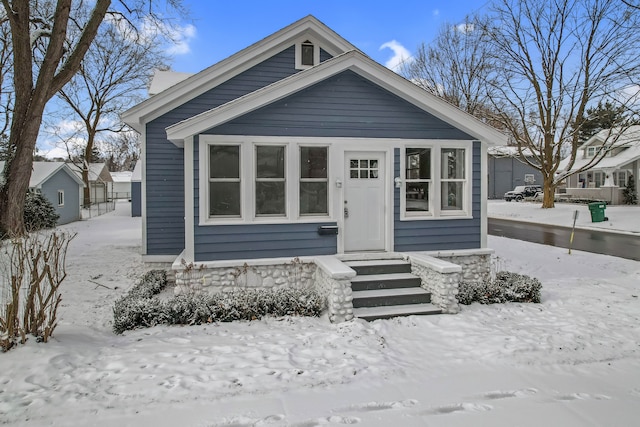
[504,185,542,202]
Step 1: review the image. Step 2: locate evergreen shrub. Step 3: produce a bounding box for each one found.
[113,270,325,334]
[24,192,59,232]
[458,271,541,305]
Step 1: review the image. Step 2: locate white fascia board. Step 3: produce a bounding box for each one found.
[167,51,509,147]
[121,16,357,132]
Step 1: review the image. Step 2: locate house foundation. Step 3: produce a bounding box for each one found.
[171,249,493,322]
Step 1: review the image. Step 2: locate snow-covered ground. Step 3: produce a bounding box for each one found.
[488,199,640,234]
[2,201,639,426]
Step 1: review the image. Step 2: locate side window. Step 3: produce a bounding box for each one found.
[255,145,286,216]
[209,145,241,217]
[296,40,319,69]
[405,147,431,214]
[300,147,328,216]
[57,190,64,206]
[441,148,466,211]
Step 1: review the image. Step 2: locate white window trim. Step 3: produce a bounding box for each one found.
[399,141,473,221]
[57,190,64,207]
[294,37,320,70]
[200,136,334,226]
[297,144,330,219]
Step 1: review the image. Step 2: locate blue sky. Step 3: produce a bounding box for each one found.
[170,0,490,73]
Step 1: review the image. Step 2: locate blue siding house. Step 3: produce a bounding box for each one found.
[123,16,507,321]
[1,161,83,225]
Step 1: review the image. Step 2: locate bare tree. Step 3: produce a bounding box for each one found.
[54,10,167,207]
[103,130,140,172]
[0,0,185,237]
[403,15,502,126]
[484,0,640,208]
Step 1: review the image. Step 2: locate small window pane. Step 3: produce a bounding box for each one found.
[442,148,465,179]
[257,146,285,178]
[300,182,328,215]
[406,183,429,212]
[256,182,285,215]
[210,145,240,179]
[442,182,463,210]
[360,160,367,168]
[350,170,358,178]
[300,147,327,178]
[210,182,240,216]
[370,160,378,168]
[370,170,378,178]
[360,170,368,178]
[350,160,358,168]
[406,148,430,179]
[301,42,314,66]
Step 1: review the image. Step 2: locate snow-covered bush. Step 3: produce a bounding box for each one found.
[113,270,325,334]
[112,270,167,334]
[23,192,60,232]
[458,271,541,305]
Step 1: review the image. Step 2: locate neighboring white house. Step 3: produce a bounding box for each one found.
[110,171,133,200]
[559,125,640,204]
[70,162,113,204]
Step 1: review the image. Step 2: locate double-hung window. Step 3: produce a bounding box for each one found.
[405,147,431,214]
[255,145,286,216]
[402,145,469,218]
[300,146,328,216]
[441,148,466,211]
[57,190,64,206]
[209,145,241,217]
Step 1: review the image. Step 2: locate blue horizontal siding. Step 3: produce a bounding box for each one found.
[41,170,81,225]
[209,70,473,140]
[394,142,482,251]
[194,222,338,261]
[145,46,306,256]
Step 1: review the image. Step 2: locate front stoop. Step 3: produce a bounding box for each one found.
[345,259,442,321]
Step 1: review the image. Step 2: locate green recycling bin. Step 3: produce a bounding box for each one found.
[588,202,607,223]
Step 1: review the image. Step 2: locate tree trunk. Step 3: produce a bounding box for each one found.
[542,176,556,208]
[82,166,91,208]
[0,109,45,237]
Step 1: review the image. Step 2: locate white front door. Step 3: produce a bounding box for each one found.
[343,151,386,252]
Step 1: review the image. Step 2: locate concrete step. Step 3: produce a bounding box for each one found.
[353,303,442,321]
[344,259,412,276]
[350,272,421,291]
[352,287,432,308]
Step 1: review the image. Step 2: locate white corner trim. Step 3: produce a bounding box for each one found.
[480,141,488,248]
[184,136,195,261]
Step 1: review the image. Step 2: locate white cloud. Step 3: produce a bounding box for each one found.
[105,14,196,56]
[379,40,412,72]
[456,23,475,33]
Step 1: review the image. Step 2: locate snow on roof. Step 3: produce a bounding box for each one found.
[131,162,142,182]
[488,146,536,157]
[0,161,83,187]
[110,171,133,183]
[148,70,193,96]
[69,162,113,183]
[560,125,640,172]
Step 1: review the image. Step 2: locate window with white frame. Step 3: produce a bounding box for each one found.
[402,145,469,218]
[405,147,431,214]
[441,148,466,211]
[614,170,629,187]
[57,190,64,206]
[295,39,319,69]
[255,145,286,216]
[300,146,328,215]
[209,145,241,217]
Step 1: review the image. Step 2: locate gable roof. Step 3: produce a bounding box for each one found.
[69,162,113,184]
[122,15,358,132]
[166,50,508,146]
[560,125,640,172]
[0,161,84,188]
